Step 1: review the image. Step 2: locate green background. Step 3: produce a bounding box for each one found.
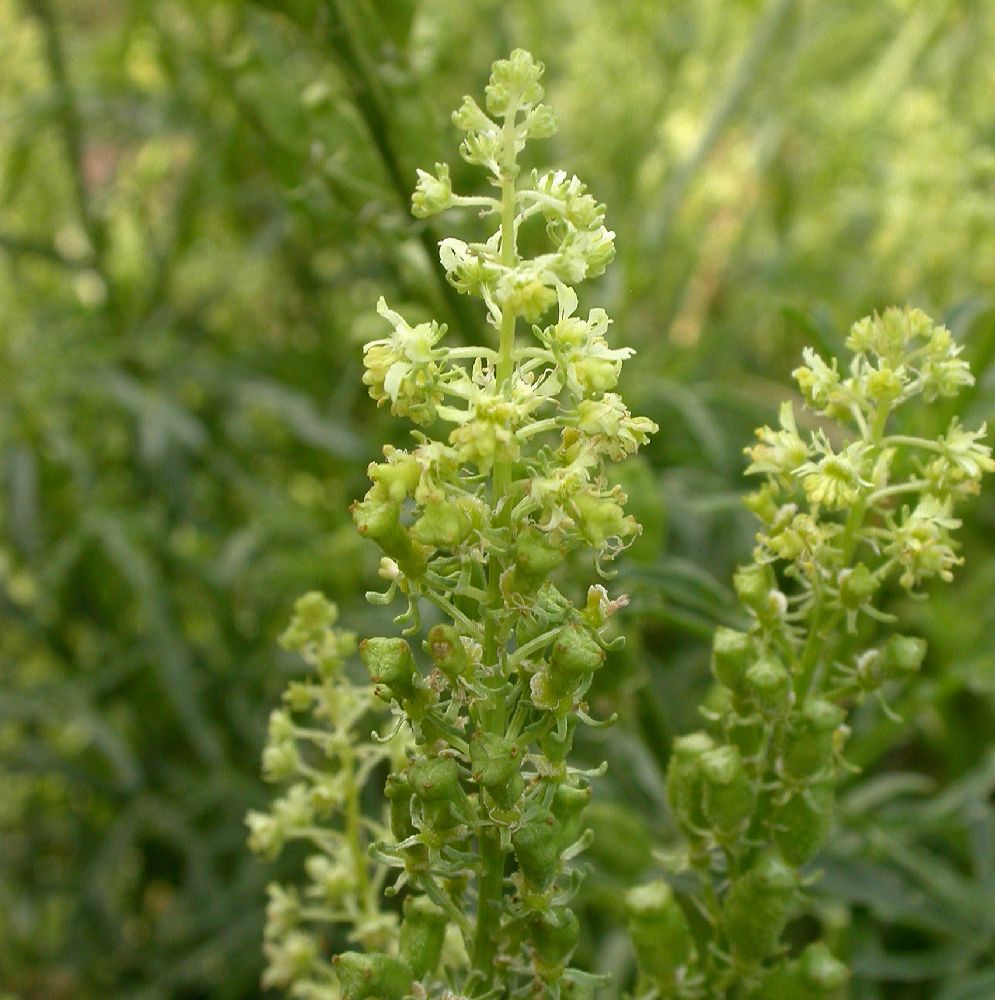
[1,1,992,997]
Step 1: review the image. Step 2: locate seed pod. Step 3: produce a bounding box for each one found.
[571,492,633,548]
[410,498,474,549]
[745,654,792,715]
[700,746,756,840]
[780,699,845,781]
[399,895,448,978]
[351,496,427,576]
[360,637,418,703]
[721,853,797,961]
[772,782,834,866]
[409,756,471,831]
[507,527,565,595]
[624,880,694,985]
[333,951,413,1000]
[513,809,560,889]
[426,624,471,682]
[470,732,524,810]
[881,634,927,679]
[385,771,416,843]
[550,782,592,850]
[733,564,770,613]
[548,624,605,696]
[711,626,753,695]
[528,906,580,971]
[665,732,715,837]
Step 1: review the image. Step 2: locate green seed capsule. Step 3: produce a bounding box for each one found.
[508,527,566,594]
[733,564,770,613]
[360,637,418,702]
[425,624,471,682]
[528,906,580,970]
[624,880,694,985]
[351,496,427,576]
[409,756,471,831]
[333,951,413,1000]
[666,732,715,837]
[712,627,753,694]
[513,809,560,889]
[409,498,474,549]
[772,782,834,866]
[470,732,524,810]
[399,895,448,978]
[721,853,797,961]
[780,699,845,780]
[550,782,592,850]
[385,772,416,842]
[881,633,927,678]
[550,624,606,679]
[700,746,756,840]
[745,654,792,714]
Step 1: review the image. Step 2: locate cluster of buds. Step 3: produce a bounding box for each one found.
[252,51,654,999]
[625,309,991,998]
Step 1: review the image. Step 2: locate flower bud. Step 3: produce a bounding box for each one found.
[838,563,878,610]
[700,746,756,841]
[333,951,413,1000]
[399,895,448,978]
[881,633,927,678]
[772,782,834,866]
[360,637,418,703]
[721,853,797,961]
[780,699,845,781]
[411,163,453,219]
[485,48,545,118]
[624,880,694,985]
[426,623,471,682]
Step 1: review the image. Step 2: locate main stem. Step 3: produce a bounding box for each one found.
[472,158,519,985]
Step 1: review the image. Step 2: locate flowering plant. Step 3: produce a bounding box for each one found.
[626,307,993,999]
[249,49,655,999]
[248,48,992,1000]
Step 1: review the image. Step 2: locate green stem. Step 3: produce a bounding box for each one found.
[472,128,521,989]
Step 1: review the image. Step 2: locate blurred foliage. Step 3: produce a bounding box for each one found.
[0,0,991,997]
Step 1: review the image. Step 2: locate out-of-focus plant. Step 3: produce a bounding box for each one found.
[625,309,992,998]
[249,49,657,998]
